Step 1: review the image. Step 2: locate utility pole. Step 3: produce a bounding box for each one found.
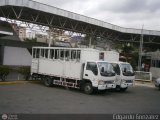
[48,27,52,58]
[89,36,92,48]
[48,27,52,47]
[138,25,144,71]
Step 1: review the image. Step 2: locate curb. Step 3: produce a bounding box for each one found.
[134,81,154,88]
[0,80,40,85]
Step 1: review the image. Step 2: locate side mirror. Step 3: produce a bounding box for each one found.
[93,68,98,75]
[101,67,104,73]
[123,68,127,73]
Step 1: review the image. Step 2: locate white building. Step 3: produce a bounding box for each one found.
[150,50,160,78]
[11,23,26,41]
[47,29,71,43]
[35,33,47,43]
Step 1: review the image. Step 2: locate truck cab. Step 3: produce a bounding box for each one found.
[110,62,135,91]
[82,61,116,94]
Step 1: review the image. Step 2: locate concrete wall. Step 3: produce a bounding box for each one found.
[0,46,4,64]
[150,51,160,79]
[150,67,160,78]
[3,46,32,66]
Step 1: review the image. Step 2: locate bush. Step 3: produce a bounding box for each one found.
[0,65,10,81]
[17,66,31,80]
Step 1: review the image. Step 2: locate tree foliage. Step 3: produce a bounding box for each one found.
[0,65,10,81]
[81,34,97,47]
[25,38,37,42]
[113,42,139,70]
[17,66,31,80]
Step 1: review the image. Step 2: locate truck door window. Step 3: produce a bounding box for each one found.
[111,63,120,75]
[120,63,134,76]
[86,62,98,75]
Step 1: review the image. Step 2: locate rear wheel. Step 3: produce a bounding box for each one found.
[83,83,93,94]
[44,77,53,87]
[31,73,38,80]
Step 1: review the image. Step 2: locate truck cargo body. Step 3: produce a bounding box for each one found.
[38,59,83,80]
[31,47,116,94]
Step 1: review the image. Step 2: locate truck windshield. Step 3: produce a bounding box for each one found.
[97,62,115,77]
[120,63,134,76]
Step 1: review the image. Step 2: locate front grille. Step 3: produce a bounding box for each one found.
[125,80,133,83]
[105,81,114,84]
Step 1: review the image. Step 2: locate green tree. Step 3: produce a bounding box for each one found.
[113,42,139,70]
[17,66,31,80]
[25,38,37,42]
[0,65,10,81]
[82,34,97,47]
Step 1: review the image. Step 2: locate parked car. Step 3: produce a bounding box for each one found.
[154,78,160,90]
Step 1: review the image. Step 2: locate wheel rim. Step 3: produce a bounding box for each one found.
[84,84,93,94]
[85,85,91,92]
[45,77,51,86]
[46,79,49,85]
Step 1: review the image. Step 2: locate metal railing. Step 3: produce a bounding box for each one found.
[135,71,152,81]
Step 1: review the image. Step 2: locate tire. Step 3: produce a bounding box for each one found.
[115,85,121,91]
[1,75,6,81]
[31,74,38,80]
[83,83,93,94]
[44,77,53,87]
[120,87,128,92]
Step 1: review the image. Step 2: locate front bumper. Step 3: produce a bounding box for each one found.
[98,83,116,90]
[120,83,133,88]
[154,82,160,88]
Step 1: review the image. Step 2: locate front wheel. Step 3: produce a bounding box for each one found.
[44,77,53,87]
[120,87,128,92]
[83,83,93,94]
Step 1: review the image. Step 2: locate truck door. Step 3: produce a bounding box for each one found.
[112,63,121,85]
[83,62,98,82]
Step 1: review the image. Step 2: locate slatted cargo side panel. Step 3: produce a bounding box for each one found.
[64,62,83,80]
[38,59,64,77]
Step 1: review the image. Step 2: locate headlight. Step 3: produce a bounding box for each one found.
[98,80,105,85]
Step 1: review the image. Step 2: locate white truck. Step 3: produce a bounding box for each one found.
[100,51,135,91]
[31,47,116,94]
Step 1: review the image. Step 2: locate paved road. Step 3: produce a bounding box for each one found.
[0,82,160,114]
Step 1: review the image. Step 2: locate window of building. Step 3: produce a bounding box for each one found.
[152,60,160,68]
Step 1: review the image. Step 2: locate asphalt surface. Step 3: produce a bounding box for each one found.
[0,82,160,114]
